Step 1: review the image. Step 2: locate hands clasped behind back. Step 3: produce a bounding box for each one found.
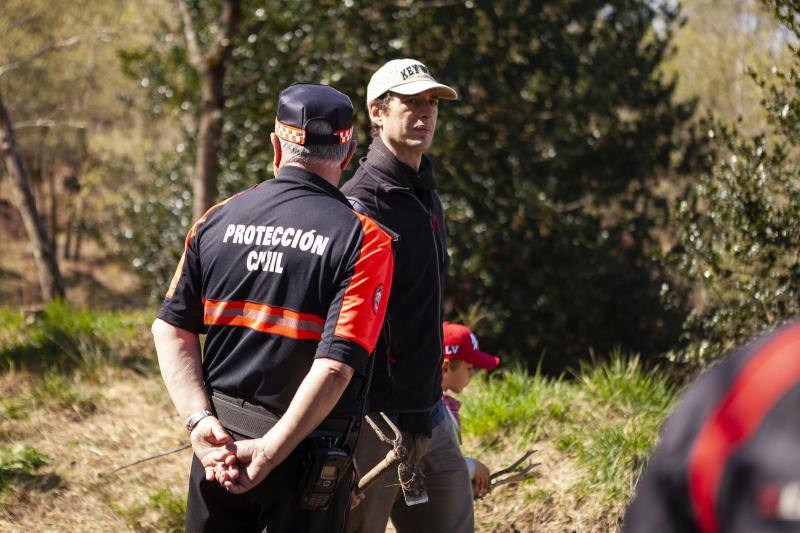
[189,416,237,482]
[190,416,278,495]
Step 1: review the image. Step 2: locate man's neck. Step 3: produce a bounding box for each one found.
[282,163,341,187]
[379,135,423,171]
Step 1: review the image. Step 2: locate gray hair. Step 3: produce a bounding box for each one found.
[279,119,350,167]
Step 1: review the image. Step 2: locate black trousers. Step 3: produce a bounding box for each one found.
[185,438,353,533]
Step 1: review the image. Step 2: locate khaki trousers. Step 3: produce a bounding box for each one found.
[348,410,474,533]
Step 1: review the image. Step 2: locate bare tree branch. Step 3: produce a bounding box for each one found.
[206,0,240,69]
[0,32,114,78]
[178,0,204,70]
[358,0,462,17]
[13,119,88,131]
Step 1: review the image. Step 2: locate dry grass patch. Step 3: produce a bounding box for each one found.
[0,368,191,532]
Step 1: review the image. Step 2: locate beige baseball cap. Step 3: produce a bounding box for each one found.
[366,58,458,104]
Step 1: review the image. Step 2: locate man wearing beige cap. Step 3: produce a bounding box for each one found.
[342,59,474,532]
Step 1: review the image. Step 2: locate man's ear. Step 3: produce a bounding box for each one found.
[271,133,282,170]
[340,139,358,171]
[368,101,383,129]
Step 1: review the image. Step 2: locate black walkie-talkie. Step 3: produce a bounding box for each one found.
[299,446,351,510]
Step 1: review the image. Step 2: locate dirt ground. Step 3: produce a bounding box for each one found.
[0,365,623,533]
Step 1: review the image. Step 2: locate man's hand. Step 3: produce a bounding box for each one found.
[190,416,237,482]
[220,437,275,494]
[472,459,491,497]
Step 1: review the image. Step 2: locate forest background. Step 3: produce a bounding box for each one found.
[3,0,800,531]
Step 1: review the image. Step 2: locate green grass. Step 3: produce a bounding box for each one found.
[0,371,101,423]
[461,365,571,444]
[0,444,52,495]
[568,352,677,500]
[0,303,153,430]
[112,487,186,532]
[577,351,676,418]
[0,302,155,374]
[459,354,677,506]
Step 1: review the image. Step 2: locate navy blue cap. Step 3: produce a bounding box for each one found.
[275,83,354,145]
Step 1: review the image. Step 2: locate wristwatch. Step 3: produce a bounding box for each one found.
[185,409,213,432]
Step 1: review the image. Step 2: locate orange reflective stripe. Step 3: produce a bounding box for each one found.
[334,212,394,352]
[203,299,324,340]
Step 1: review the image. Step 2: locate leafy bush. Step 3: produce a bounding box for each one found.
[0,444,51,494]
[669,1,800,365]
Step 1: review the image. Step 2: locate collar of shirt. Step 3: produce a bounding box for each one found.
[363,137,438,192]
[275,164,352,208]
[442,393,462,429]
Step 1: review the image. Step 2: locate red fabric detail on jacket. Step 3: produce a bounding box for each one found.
[333,212,394,353]
[688,323,800,533]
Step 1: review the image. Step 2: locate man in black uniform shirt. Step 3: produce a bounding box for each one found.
[151,83,394,532]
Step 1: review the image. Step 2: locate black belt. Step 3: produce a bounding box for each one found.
[210,390,281,438]
[210,390,355,441]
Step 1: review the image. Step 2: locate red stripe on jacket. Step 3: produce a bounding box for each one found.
[333,212,394,353]
[203,299,324,340]
[688,323,800,533]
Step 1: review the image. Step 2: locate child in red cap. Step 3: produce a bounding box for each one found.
[441,321,500,497]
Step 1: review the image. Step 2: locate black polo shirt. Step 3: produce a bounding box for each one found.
[157,166,394,417]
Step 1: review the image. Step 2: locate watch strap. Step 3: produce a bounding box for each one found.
[186,408,213,432]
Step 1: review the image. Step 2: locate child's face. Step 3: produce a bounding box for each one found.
[443,360,476,393]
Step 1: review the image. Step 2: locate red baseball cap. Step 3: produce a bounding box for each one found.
[442,322,500,370]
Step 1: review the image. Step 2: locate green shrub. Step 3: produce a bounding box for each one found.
[669,1,800,365]
[0,444,51,494]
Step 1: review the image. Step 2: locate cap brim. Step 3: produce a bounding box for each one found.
[465,351,500,370]
[390,80,458,100]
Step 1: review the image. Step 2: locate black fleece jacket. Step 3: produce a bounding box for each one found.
[341,138,450,436]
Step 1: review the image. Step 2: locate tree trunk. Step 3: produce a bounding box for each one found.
[72,194,84,261]
[193,68,225,221]
[0,92,65,301]
[48,161,58,257]
[189,0,242,221]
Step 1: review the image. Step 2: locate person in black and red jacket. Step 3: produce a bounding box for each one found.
[624,320,800,533]
[342,59,474,533]
[151,83,394,533]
